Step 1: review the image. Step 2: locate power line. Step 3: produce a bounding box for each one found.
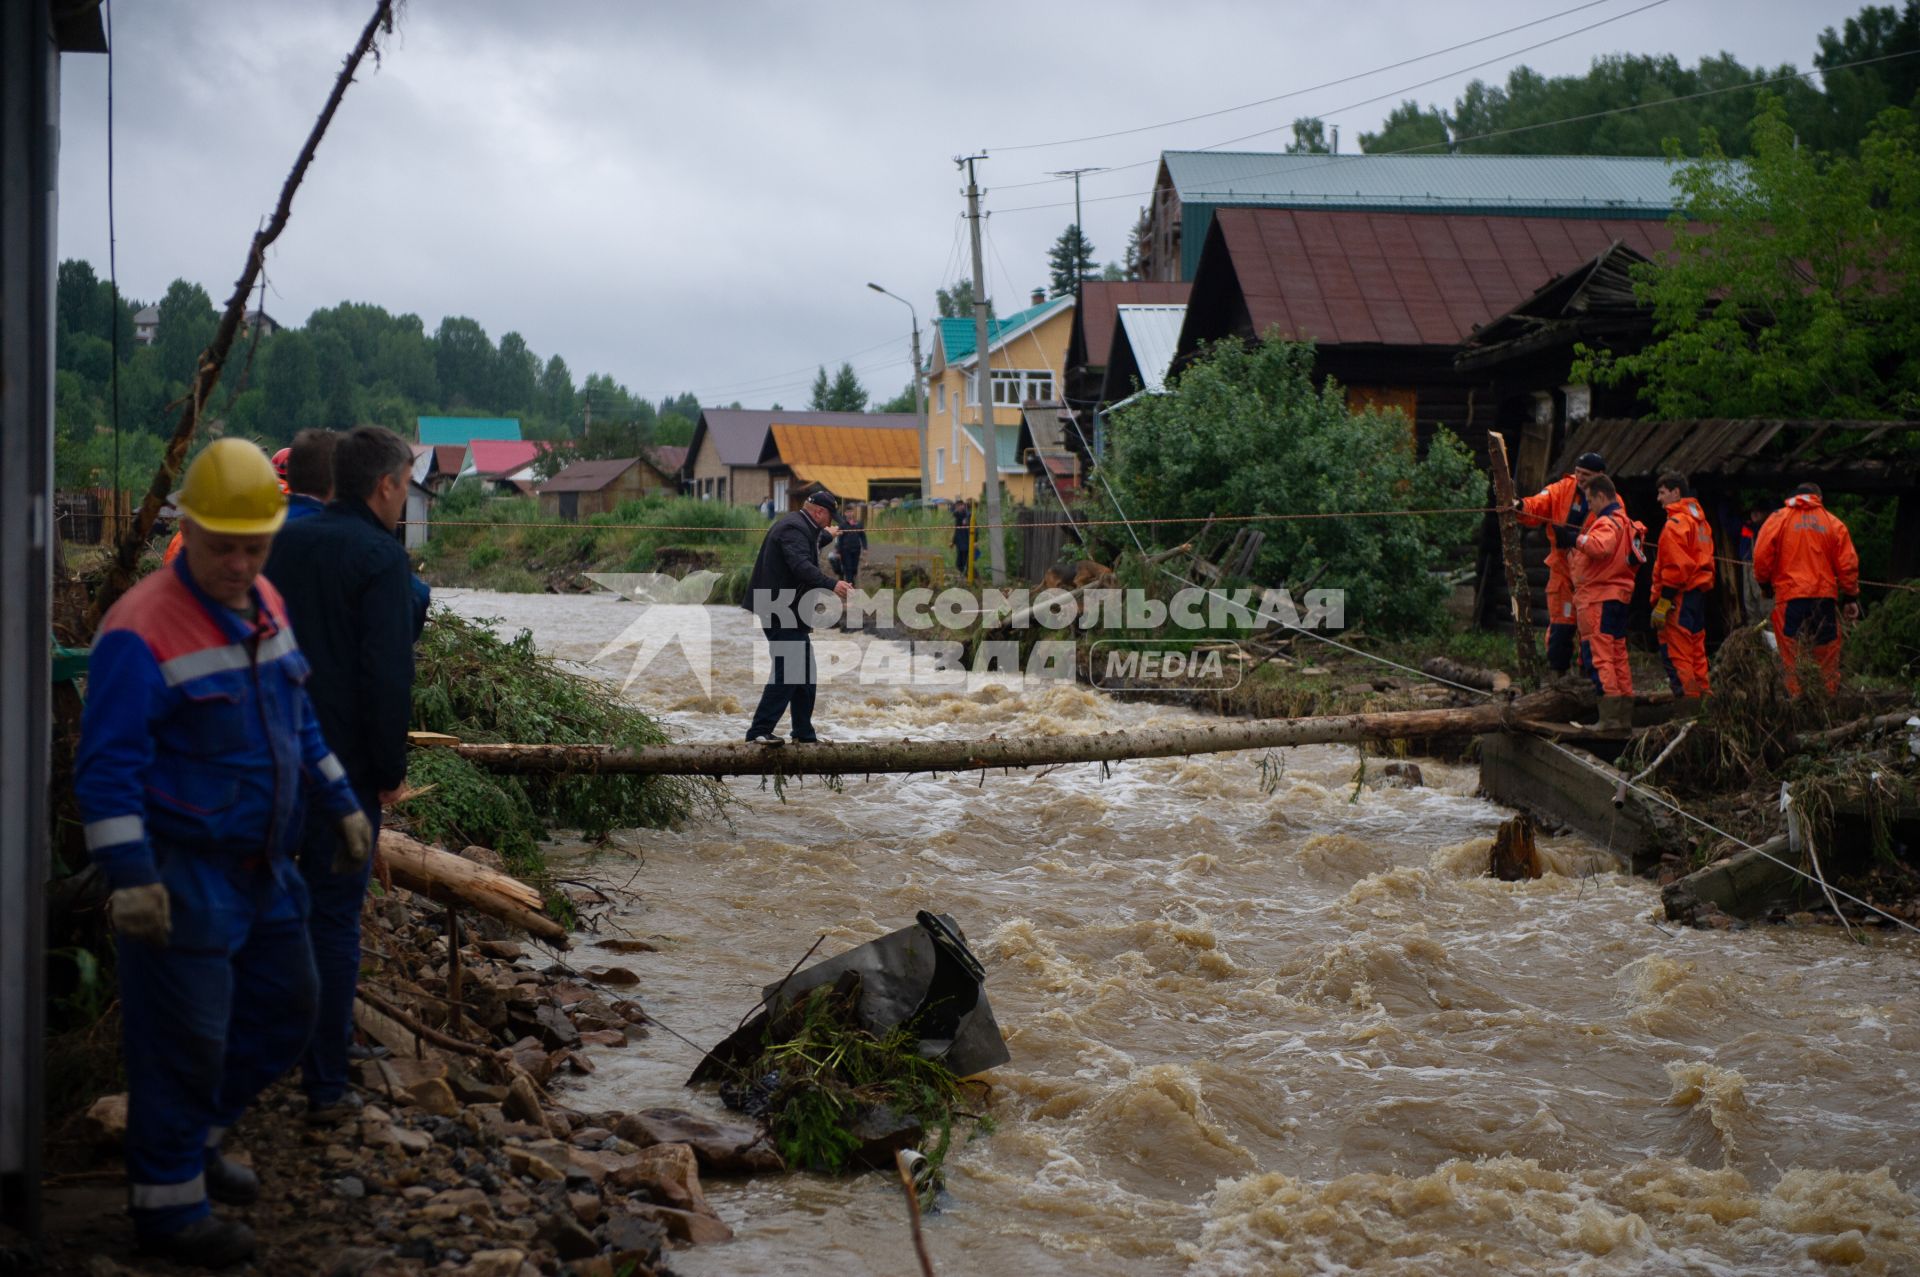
[991,0,1671,192]
[988,0,1623,154]
[991,47,1920,215]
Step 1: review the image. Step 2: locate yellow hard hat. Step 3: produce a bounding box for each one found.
[173,439,288,536]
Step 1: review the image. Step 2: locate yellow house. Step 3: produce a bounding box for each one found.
[923,292,1074,505]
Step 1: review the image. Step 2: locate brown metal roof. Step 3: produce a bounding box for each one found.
[1204,208,1675,348]
[539,457,644,493]
[648,445,688,476]
[1072,280,1191,369]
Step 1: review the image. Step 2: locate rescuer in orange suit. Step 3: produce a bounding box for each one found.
[1514,450,1608,679]
[1751,482,1860,696]
[1649,470,1714,703]
[166,447,292,566]
[1569,473,1645,727]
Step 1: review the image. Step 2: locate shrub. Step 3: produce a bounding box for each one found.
[1088,335,1482,636]
[1847,581,1920,690]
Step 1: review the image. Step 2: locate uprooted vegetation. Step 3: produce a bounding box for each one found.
[399,608,725,878]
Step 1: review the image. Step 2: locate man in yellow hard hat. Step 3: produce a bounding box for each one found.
[75,438,370,1267]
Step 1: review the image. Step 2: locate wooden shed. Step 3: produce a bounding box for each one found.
[538,456,673,520]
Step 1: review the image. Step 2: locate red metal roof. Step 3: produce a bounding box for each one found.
[467,439,542,475]
[1209,208,1675,347]
[1074,280,1191,368]
[429,445,466,475]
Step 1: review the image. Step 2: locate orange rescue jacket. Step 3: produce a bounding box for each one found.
[1571,502,1645,606]
[1752,494,1860,602]
[1516,473,1596,576]
[1653,498,1715,598]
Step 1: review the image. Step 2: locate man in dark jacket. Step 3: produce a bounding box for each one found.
[262,425,417,1120]
[744,490,852,743]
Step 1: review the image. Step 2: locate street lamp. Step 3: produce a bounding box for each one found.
[867,282,928,502]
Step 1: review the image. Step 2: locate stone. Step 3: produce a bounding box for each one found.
[538,1212,600,1261]
[608,1143,713,1219]
[390,1126,434,1155]
[322,1245,389,1277]
[846,1104,923,1171]
[1377,761,1424,788]
[461,845,508,872]
[597,1212,667,1267]
[553,1049,596,1077]
[533,1004,582,1049]
[581,965,639,987]
[447,1069,511,1106]
[506,1144,568,1182]
[452,1251,527,1277]
[613,1109,784,1175]
[401,1184,435,1202]
[629,1204,733,1245]
[569,1127,614,1147]
[578,1029,628,1049]
[83,1093,128,1148]
[429,1187,493,1220]
[405,1077,462,1118]
[568,1190,603,1225]
[595,938,658,954]
[333,1175,367,1200]
[502,1074,550,1134]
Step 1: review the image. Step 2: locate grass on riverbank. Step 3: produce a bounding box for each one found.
[416,486,763,596]
[397,609,725,879]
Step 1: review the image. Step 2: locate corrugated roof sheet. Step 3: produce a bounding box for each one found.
[1074,281,1191,369]
[1163,152,1691,213]
[786,464,919,499]
[694,409,917,468]
[936,295,1073,364]
[1115,306,1187,393]
[962,424,1024,472]
[649,445,689,476]
[1206,208,1675,348]
[770,424,920,469]
[540,457,641,493]
[465,439,543,475]
[418,416,522,446]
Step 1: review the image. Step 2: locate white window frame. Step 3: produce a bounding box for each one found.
[965,369,1054,407]
[936,383,946,414]
[934,448,946,484]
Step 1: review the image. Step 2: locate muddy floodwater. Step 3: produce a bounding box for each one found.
[440,590,1920,1275]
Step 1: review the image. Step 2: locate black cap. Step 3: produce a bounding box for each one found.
[804,490,840,516]
[1575,452,1607,473]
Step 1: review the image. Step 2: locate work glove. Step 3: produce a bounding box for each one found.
[334,809,374,875]
[110,883,172,947]
[1649,596,1674,630]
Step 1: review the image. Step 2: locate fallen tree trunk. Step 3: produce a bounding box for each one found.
[377,830,569,947]
[1422,656,1512,693]
[1793,709,1919,752]
[438,689,1580,778]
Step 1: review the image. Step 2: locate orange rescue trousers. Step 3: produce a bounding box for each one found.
[1657,590,1710,697]
[1576,598,1633,697]
[1771,597,1842,697]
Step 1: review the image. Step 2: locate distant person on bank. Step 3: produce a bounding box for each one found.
[744,490,852,743]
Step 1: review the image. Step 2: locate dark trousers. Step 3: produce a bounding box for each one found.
[295,786,380,1106]
[841,550,861,584]
[747,626,817,740]
[120,851,316,1238]
[1545,622,1576,674]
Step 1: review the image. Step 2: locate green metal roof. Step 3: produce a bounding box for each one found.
[936,295,1072,364]
[416,416,522,446]
[962,424,1023,472]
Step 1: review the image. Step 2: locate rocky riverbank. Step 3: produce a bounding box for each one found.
[37,863,780,1276]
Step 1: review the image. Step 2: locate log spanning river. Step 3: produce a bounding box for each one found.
[440,590,1920,1276]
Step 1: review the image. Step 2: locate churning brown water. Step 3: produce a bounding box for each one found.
[441,590,1920,1275]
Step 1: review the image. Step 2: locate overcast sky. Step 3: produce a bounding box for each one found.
[55,0,1868,410]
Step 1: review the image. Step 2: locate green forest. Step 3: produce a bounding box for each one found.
[51,265,713,489]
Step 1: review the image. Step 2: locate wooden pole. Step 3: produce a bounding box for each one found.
[85,0,397,632]
[1486,432,1544,689]
[377,830,570,947]
[445,905,464,1035]
[436,690,1578,778]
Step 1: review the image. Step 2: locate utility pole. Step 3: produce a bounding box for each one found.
[958,153,1005,585]
[1048,166,1103,296]
[866,283,927,499]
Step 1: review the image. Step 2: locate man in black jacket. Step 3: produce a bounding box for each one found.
[744,490,852,743]
[262,426,416,1120]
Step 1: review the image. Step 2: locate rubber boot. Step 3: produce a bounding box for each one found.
[205,1153,260,1206]
[1597,696,1635,731]
[138,1215,257,1268]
